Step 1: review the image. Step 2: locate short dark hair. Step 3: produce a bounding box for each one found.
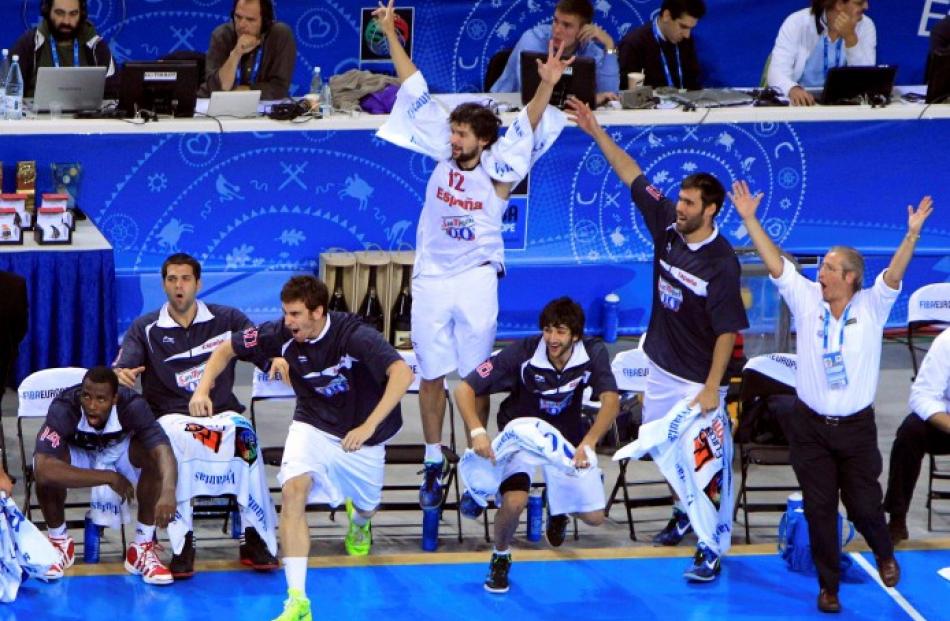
[681,173,726,217]
[539,296,585,337]
[232,0,275,33]
[661,0,707,20]
[811,0,843,16]
[449,103,502,148]
[162,253,202,280]
[555,0,594,24]
[280,275,329,314]
[83,366,119,396]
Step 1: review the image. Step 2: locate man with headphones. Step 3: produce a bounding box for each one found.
[199,0,296,101]
[9,0,116,98]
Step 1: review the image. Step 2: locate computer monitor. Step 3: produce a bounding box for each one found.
[926,52,950,104]
[819,65,897,105]
[118,60,199,118]
[519,51,596,109]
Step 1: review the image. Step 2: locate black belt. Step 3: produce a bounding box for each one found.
[797,401,873,426]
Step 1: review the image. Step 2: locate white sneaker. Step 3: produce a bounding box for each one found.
[124,541,174,585]
[45,535,75,580]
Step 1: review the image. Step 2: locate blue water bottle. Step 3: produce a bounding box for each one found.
[421,508,439,551]
[526,490,543,542]
[83,512,100,564]
[602,293,620,343]
[230,504,242,540]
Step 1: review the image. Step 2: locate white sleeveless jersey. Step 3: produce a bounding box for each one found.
[377,70,565,277]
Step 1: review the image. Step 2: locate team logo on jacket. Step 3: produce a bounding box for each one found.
[538,393,572,416]
[441,215,476,241]
[658,276,683,311]
[175,363,207,393]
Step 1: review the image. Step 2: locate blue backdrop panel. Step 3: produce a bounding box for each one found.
[0,1,945,93]
[1,117,947,339]
[0,247,117,384]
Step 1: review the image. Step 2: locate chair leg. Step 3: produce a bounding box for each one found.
[928,453,934,532]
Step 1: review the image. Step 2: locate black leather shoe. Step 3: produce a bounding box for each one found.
[817,589,841,613]
[170,531,195,578]
[876,556,900,588]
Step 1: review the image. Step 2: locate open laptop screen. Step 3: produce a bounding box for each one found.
[819,65,897,105]
[519,51,596,108]
[33,67,107,112]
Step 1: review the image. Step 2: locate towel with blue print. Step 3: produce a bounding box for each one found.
[0,494,58,601]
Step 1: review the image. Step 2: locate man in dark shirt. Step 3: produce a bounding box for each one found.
[455,297,619,593]
[617,0,705,90]
[113,253,277,578]
[34,367,176,584]
[9,0,116,97]
[568,96,748,581]
[190,275,413,621]
[198,0,296,100]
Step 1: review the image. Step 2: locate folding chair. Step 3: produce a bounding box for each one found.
[904,283,950,530]
[16,367,127,554]
[733,353,800,543]
[596,346,673,541]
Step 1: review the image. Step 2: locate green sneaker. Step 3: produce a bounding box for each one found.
[272,588,311,621]
[344,499,372,556]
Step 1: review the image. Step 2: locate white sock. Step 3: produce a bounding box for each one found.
[48,524,68,539]
[424,444,443,464]
[134,522,156,545]
[493,547,510,556]
[350,511,370,527]
[283,557,308,593]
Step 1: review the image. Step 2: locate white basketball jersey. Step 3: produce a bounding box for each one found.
[415,160,507,277]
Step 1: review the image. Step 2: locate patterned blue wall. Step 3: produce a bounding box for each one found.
[1,0,944,92]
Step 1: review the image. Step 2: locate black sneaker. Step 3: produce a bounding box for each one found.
[546,514,569,547]
[240,527,279,570]
[170,531,195,579]
[483,552,511,593]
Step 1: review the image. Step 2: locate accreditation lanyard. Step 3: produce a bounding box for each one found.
[822,35,843,76]
[652,18,682,89]
[50,39,80,68]
[237,47,262,86]
[821,305,850,389]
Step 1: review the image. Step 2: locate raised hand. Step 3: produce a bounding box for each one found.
[907,195,934,234]
[578,23,614,51]
[729,180,764,220]
[372,0,396,37]
[565,95,600,136]
[537,38,575,86]
[830,11,858,42]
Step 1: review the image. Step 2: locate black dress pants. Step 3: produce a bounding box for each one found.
[884,413,950,517]
[787,400,893,593]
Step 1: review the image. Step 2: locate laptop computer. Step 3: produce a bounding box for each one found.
[668,88,754,108]
[926,53,950,104]
[205,90,262,118]
[520,51,596,108]
[32,66,107,112]
[817,65,897,105]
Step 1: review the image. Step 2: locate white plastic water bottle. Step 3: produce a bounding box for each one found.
[309,67,323,97]
[320,81,333,118]
[4,54,24,121]
[0,49,10,119]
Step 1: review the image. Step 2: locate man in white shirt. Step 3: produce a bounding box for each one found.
[884,327,950,543]
[731,179,933,613]
[374,0,568,513]
[767,0,876,106]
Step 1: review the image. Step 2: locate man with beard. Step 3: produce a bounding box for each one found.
[373,0,571,515]
[10,0,116,97]
[113,253,278,580]
[567,96,748,582]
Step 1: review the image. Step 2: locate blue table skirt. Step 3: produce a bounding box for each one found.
[0,248,117,387]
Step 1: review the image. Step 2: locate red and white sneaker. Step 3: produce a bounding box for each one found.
[45,536,75,580]
[124,541,174,585]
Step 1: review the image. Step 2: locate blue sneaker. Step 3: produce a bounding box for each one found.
[459,490,484,520]
[419,461,444,509]
[652,507,692,546]
[683,543,721,582]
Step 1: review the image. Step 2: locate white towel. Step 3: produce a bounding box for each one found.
[0,494,58,602]
[459,417,594,508]
[614,398,735,555]
[160,413,278,556]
